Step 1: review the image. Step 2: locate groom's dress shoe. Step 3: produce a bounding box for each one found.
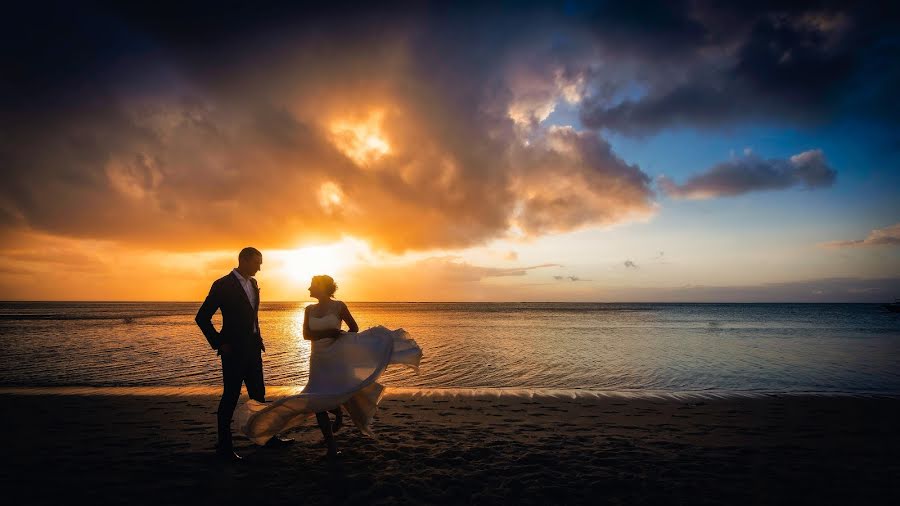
[216,447,243,462]
[265,435,295,448]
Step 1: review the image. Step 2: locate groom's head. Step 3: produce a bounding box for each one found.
[238,247,263,277]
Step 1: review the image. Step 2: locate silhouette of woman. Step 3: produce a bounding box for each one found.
[236,275,422,458]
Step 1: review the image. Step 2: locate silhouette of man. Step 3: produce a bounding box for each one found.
[195,247,292,461]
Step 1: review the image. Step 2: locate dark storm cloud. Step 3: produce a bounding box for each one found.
[510,127,654,235]
[579,1,900,135]
[0,1,894,252]
[659,149,836,199]
[0,1,661,252]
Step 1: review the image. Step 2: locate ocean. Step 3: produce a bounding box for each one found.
[1,302,899,394]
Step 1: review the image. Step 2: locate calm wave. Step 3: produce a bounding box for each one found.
[1,302,899,393]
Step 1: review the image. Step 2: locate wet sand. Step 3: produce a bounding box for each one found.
[2,391,899,505]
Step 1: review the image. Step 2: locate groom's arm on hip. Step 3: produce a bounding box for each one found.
[195,280,224,351]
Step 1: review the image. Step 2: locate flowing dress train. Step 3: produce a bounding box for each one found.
[236,313,421,445]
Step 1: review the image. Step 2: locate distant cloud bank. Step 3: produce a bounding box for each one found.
[614,277,900,303]
[659,150,836,199]
[822,223,900,248]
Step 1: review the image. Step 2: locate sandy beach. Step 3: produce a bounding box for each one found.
[1,390,898,505]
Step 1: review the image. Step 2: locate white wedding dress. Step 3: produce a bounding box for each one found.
[236,312,422,445]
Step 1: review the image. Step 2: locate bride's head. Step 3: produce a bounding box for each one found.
[308,275,338,300]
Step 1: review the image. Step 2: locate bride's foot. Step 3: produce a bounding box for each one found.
[330,408,343,433]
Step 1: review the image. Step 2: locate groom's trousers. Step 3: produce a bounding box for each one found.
[217,347,265,449]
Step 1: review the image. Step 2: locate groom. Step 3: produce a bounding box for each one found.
[195,247,293,461]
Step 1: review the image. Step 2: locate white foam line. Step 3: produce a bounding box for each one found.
[1,386,897,400]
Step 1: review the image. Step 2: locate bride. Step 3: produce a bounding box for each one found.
[237,275,422,457]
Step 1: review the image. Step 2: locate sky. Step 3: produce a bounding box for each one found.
[1,0,898,302]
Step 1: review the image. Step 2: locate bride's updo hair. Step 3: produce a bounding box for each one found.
[310,275,337,297]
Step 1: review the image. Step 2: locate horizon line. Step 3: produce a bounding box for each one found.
[0,299,890,304]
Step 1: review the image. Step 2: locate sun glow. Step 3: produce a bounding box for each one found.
[330,111,391,166]
[274,239,371,287]
[317,181,345,214]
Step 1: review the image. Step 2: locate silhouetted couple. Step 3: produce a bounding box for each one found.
[196,247,421,462]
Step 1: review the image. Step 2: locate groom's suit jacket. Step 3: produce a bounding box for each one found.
[195,272,264,355]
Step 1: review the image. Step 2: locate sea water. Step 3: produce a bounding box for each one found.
[1,302,898,394]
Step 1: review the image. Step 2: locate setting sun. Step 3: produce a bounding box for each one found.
[272,239,372,292]
[283,246,346,283]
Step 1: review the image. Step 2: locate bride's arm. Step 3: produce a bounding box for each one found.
[340,301,359,332]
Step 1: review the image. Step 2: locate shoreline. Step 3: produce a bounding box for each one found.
[3,391,898,504]
[2,385,899,399]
